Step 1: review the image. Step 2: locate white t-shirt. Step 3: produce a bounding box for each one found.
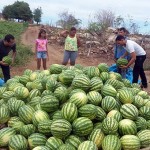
[125,40,146,56]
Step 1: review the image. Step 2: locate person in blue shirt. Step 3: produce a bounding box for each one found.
[114,27,130,78]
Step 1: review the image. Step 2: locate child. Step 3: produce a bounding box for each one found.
[35,29,49,70]
[61,27,81,66]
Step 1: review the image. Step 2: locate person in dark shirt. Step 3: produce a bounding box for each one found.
[0,34,16,82]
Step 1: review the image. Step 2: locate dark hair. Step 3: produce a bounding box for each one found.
[70,27,76,31]
[4,34,15,42]
[38,29,46,39]
[119,27,129,34]
[116,35,125,41]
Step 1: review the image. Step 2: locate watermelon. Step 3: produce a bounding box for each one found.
[58,144,76,150]
[102,135,121,150]
[120,135,141,150]
[95,106,107,121]
[2,56,12,65]
[52,110,63,121]
[139,106,150,120]
[51,119,72,139]
[33,146,49,150]
[116,58,128,66]
[72,117,93,136]
[86,66,100,79]
[100,72,109,83]
[0,127,16,147]
[98,63,109,73]
[133,95,145,108]
[90,77,103,92]
[9,134,28,150]
[107,110,122,122]
[28,133,47,149]
[61,102,78,122]
[49,64,65,74]
[78,140,98,150]
[135,117,147,131]
[0,105,10,124]
[14,86,29,99]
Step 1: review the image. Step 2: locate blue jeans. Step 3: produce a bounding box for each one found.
[62,50,78,65]
[37,51,47,59]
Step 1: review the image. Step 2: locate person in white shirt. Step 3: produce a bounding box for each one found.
[115,35,147,88]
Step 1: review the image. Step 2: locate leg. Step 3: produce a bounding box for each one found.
[121,68,126,79]
[37,59,41,70]
[139,56,147,87]
[42,59,47,70]
[62,50,70,65]
[70,51,78,66]
[132,60,140,83]
[1,65,10,83]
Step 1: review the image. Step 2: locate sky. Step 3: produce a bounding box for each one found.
[0,0,150,33]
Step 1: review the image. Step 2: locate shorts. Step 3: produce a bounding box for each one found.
[62,50,78,63]
[37,51,47,59]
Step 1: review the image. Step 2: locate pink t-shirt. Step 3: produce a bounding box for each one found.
[36,39,48,52]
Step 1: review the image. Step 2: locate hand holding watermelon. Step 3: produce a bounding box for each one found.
[1,56,12,66]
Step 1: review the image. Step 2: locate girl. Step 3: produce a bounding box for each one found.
[35,29,49,70]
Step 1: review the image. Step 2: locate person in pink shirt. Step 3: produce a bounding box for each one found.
[35,29,49,70]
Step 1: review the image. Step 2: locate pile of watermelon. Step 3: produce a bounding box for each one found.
[0,63,150,150]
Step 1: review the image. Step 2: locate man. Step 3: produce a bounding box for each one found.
[116,35,147,88]
[0,34,16,82]
[61,27,81,66]
[114,27,130,78]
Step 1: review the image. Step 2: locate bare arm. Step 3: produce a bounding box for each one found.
[60,30,69,38]
[121,51,129,58]
[126,52,136,67]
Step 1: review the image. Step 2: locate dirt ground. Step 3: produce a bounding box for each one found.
[11,26,150,93]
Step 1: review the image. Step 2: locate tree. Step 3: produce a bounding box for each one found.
[2,1,32,22]
[33,7,42,24]
[2,5,13,20]
[56,10,81,29]
[114,15,125,28]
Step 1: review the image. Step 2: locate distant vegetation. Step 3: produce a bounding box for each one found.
[0,21,33,66]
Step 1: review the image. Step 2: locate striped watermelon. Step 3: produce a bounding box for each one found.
[32,110,49,126]
[72,74,91,91]
[88,129,105,148]
[54,86,69,104]
[14,86,29,99]
[9,134,28,150]
[98,63,109,73]
[87,91,102,106]
[0,87,7,99]
[120,135,141,150]
[58,144,76,150]
[78,140,98,150]
[18,105,35,124]
[95,106,107,121]
[65,135,83,149]
[28,89,41,100]
[116,58,128,66]
[49,64,65,74]
[23,69,33,76]
[0,105,10,124]
[52,110,63,121]
[138,90,149,99]
[118,89,133,104]
[19,75,30,85]
[51,119,72,139]
[101,84,117,97]
[102,135,121,150]
[2,56,12,65]
[8,116,20,127]
[107,110,122,122]
[29,72,38,81]
[139,106,150,120]
[120,104,139,120]
[61,102,78,122]
[40,95,59,112]
[105,79,124,89]
[86,66,100,79]
[69,92,88,108]
[38,120,52,136]
[147,120,150,129]
[20,124,36,138]
[101,96,117,112]
[72,117,93,136]
[90,77,103,92]
[135,117,147,131]
[109,72,122,81]
[122,78,131,87]
[26,82,33,91]
[2,91,14,101]
[69,89,86,98]
[0,127,16,147]
[41,90,53,97]
[118,119,137,135]
[100,72,109,83]
[133,95,145,108]
[93,122,102,130]
[137,129,150,148]
[78,104,97,120]
[102,117,118,135]
[28,133,47,149]
[46,137,63,150]
[28,96,41,108]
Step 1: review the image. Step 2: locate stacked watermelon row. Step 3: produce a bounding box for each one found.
[0,63,150,150]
